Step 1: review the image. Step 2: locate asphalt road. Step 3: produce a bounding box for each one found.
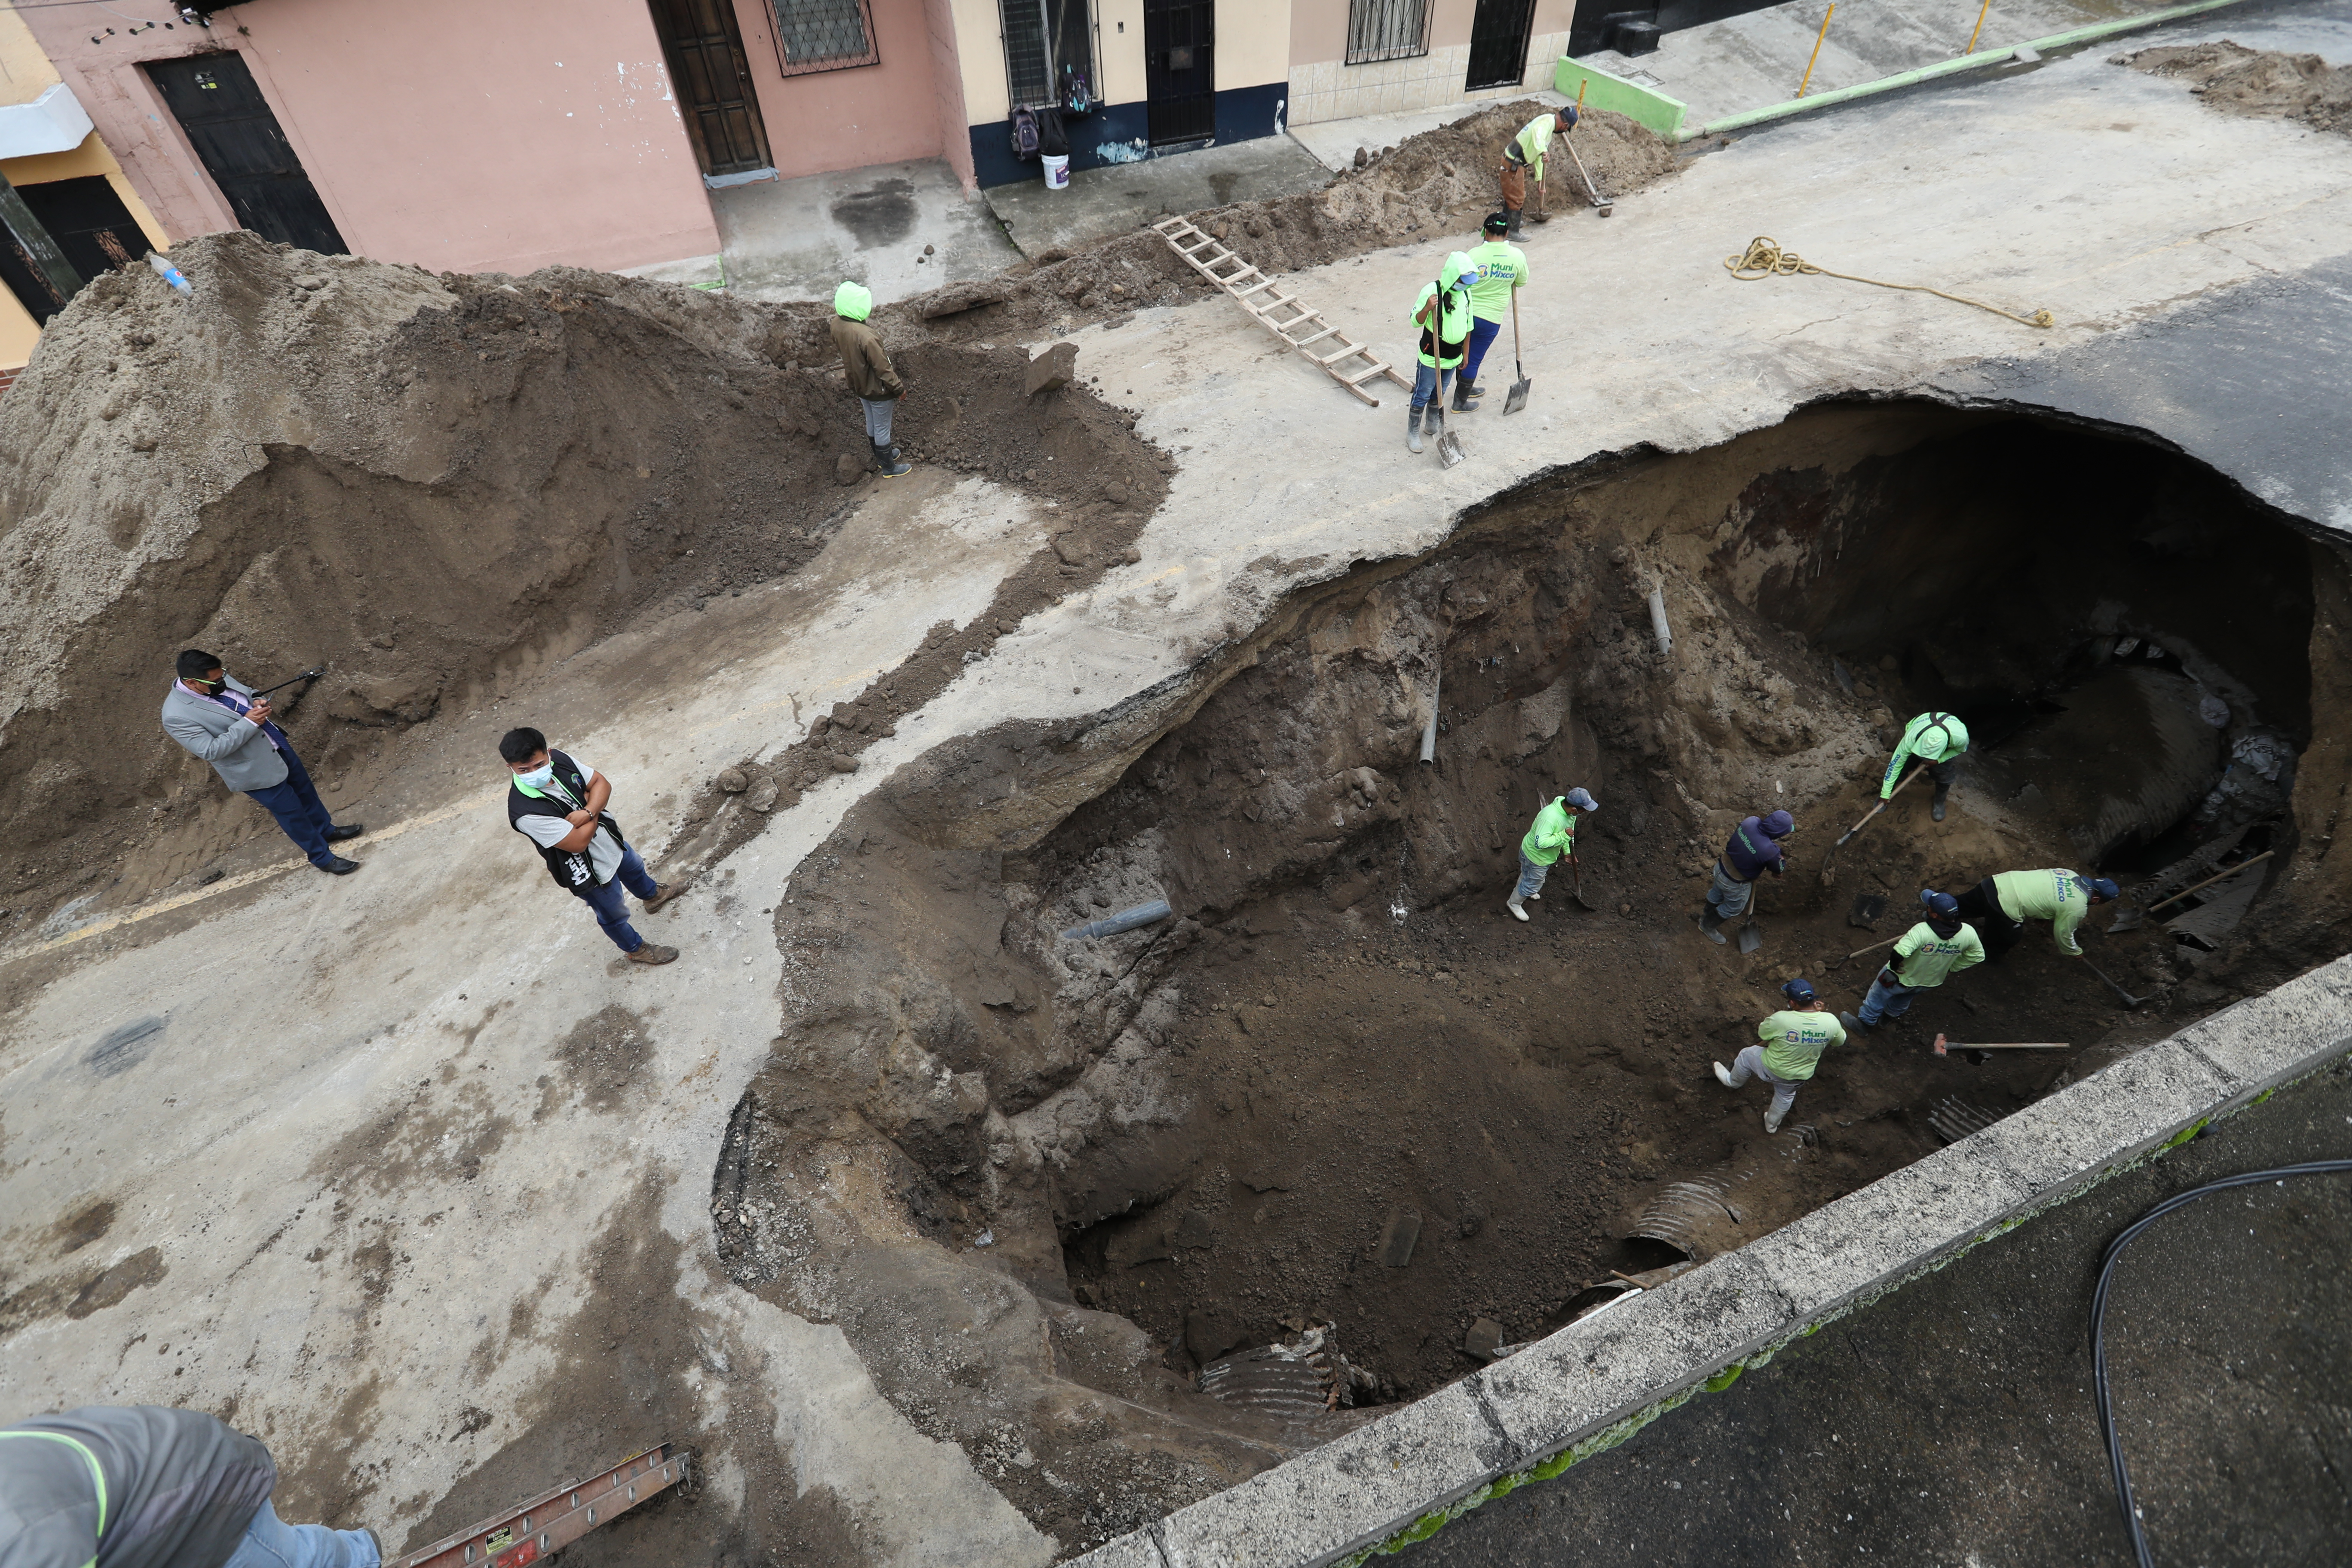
[1399,1057,2352,1566]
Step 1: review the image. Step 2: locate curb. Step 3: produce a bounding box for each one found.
[1071,952,2352,1567]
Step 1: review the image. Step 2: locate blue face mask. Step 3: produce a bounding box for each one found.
[516,763,555,790]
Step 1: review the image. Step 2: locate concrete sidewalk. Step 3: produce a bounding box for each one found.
[983,137,1334,258]
[706,157,1022,306]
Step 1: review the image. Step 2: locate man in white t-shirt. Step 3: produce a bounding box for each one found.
[499,726,686,965]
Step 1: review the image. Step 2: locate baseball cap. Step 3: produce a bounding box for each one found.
[1762,810,1795,838]
[2079,876,2121,902]
[1782,977,1816,1003]
[1564,787,1599,811]
[1920,888,1959,918]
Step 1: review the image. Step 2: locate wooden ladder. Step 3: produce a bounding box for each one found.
[1152,216,1412,407]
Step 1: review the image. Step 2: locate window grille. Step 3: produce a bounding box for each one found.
[1346,0,1432,64]
[771,0,879,77]
[999,0,1094,110]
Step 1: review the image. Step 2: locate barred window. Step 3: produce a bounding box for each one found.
[1346,0,1431,64]
[772,0,879,76]
[999,0,1094,110]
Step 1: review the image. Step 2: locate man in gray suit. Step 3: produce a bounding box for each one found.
[161,649,363,875]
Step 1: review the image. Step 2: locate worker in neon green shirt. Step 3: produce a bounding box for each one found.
[1406,252,1474,455]
[1451,211,1528,413]
[1498,106,1574,236]
[1714,977,1846,1132]
[1882,710,1970,821]
[1508,786,1598,921]
[1956,868,2120,961]
[1843,888,1985,1029]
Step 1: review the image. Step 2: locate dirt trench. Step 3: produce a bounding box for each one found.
[2127,40,2352,135]
[710,401,2352,1556]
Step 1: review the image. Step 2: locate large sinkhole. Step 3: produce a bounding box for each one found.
[714,401,2349,1552]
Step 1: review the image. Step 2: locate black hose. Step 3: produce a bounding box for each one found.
[2090,1157,2352,1568]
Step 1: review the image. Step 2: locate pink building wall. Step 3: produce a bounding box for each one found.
[728,0,961,183]
[22,0,722,277]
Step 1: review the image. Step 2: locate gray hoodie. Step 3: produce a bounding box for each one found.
[0,1406,275,1568]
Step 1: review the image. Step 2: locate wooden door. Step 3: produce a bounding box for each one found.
[1464,0,1538,92]
[0,175,146,325]
[1143,0,1216,147]
[145,53,347,254]
[646,0,775,176]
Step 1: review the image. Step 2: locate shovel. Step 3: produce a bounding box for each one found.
[1737,877,1765,954]
[1569,851,1599,911]
[1833,765,1924,847]
[1503,293,1531,415]
[2107,851,2272,933]
[1425,275,1467,468]
[2084,959,2150,1010]
[1562,138,1612,217]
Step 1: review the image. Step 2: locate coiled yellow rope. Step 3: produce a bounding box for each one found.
[1724,236,2056,329]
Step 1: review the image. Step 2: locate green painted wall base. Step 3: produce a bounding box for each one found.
[1553,57,1689,141]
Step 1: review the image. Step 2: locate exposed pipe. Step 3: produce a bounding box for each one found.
[1059,898,1173,941]
[1648,586,1672,660]
[1420,673,1440,763]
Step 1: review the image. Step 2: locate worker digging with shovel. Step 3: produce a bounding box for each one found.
[1881,710,1969,822]
[1699,808,1795,947]
[1841,888,1985,1032]
[1498,105,1575,238]
[1955,867,2119,962]
[1507,787,1597,921]
[1451,213,1527,416]
[1406,253,1474,462]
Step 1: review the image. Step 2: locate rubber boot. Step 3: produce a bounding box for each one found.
[1452,379,1480,413]
[1699,906,1727,944]
[1407,406,1424,454]
[873,440,912,479]
[1931,785,1950,822]
[1838,1009,1869,1033]
[1712,1062,1736,1088]
[1764,1102,1788,1134]
[1506,896,1528,922]
[1507,209,1523,239]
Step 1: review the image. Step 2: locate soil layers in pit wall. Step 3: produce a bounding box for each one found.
[714,401,2352,1557]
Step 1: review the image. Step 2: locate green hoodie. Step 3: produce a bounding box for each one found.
[1882,710,1970,797]
[1993,867,2094,956]
[1411,253,1475,368]
[1520,797,1578,866]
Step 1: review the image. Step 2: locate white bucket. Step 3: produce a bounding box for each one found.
[1042,153,1071,190]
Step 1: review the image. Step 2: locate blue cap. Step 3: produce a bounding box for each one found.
[1564,787,1599,811]
[1782,977,1816,1003]
[1920,888,1959,917]
[1762,810,1795,838]
[2080,876,2121,902]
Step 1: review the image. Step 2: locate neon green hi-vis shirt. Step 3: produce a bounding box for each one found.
[1411,259,1474,368]
[1994,867,2094,956]
[1520,797,1579,865]
[1889,920,1986,988]
[1464,239,1528,325]
[1512,113,1558,180]
[1757,1007,1847,1081]
[1881,710,1971,798]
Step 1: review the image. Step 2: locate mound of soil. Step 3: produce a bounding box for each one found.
[0,233,1165,921]
[2125,40,2352,134]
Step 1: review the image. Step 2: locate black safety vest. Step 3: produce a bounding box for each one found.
[507,750,624,892]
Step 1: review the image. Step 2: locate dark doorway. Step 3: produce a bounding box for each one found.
[0,175,147,325]
[646,0,775,177]
[1143,0,1216,147]
[1465,0,1538,91]
[146,53,346,254]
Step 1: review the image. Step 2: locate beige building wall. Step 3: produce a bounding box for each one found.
[1288,0,1574,126]
[1096,0,1148,107]
[951,0,1013,126]
[1219,0,1293,94]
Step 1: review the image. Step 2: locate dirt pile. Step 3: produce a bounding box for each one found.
[2125,40,2352,134]
[707,402,2351,1552]
[0,232,1165,919]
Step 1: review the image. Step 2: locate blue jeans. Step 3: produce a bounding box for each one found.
[245,748,341,868]
[1513,851,1551,901]
[861,395,895,446]
[1411,361,1456,413]
[1704,862,1752,918]
[1726,1044,1800,1121]
[1461,317,1503,387]
[576,842,662,952]
[224,1500,379,1568]
[1858,973,1919,1025]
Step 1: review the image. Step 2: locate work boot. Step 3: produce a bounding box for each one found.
[1931,786,1950,823]
[1407,407,1425,453]
[643,878,691,913]
[1699,906,1727,944]
[1452,380,1480,413]
[1764,1102,1788,1134]
[872,441,912,478]
[1838,1009,1869,1032]
[317,856,360,876]
[1712,1061,1736,1088]
[1506,897,1528,922]
[1506,210,1523,239]
[325,823,365,842]
[627,943,680,966]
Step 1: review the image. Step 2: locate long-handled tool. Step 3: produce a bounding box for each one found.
[1569,849,1599,910]
[1828,931,1902,971]
[2107,851,2273,933]
[1933,1034,2067,1057]
[1503,293,1531,415]
[1834,765,1924,847]
[1737,875,1765,954]
[1430,284,1467,469]
[251,666,326,698]
[1562,139,1612,217]
[2084,959,2150,1010]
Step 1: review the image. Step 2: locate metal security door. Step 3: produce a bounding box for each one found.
[1142,0,1215,147]
[647,0,774,175]
[0,175,146,325]
[1464,0,1538,91]
[146,54,347,254]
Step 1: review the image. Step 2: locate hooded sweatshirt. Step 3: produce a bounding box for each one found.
[1721,816,1787,882]
[1411,254,1475,368]
[1881,711,1970,797]
[1520,796,1579,866]
[0,1406,276,1568]
[1992,868,2095,956]
[1888,917,1985,988]
[828,281,904,401]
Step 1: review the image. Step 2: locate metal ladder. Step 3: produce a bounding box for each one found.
[1151,217,1412,407]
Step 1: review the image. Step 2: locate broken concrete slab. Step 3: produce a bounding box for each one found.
[1026,340,1080,396]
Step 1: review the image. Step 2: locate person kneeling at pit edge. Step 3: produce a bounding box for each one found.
[501,727,688,965]
[1715,976,1845,1133]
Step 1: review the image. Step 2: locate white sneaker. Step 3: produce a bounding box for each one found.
[1712,1062,1736,1088]
[1527,891,1541,900]
[1764,1104,1788,1133]
[1507,898,1528,922]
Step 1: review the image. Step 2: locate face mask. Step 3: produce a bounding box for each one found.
[516,763,555,790]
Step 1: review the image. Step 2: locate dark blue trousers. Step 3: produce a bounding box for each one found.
[1461,316,1504,388]
[245,747,340,867]
[575,843,662,952]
